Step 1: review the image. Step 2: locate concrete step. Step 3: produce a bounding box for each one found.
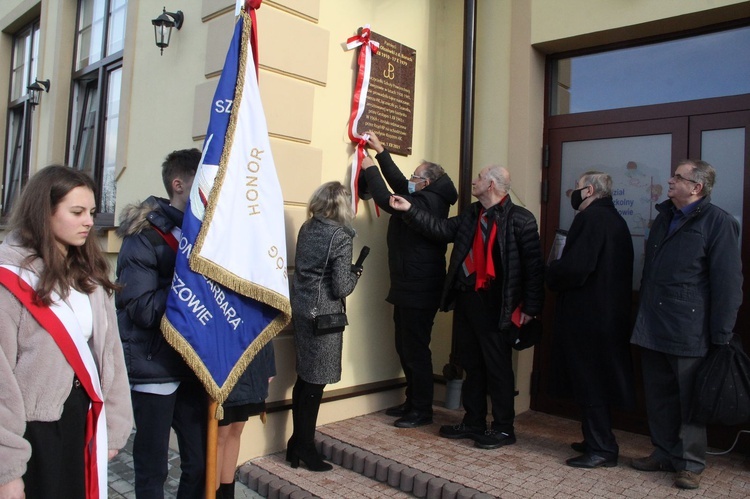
[238,432,492,498]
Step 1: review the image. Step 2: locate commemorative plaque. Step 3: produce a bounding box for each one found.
[356,31,416,156]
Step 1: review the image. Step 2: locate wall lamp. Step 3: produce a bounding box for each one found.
[27,78,51,107]
[152,7,184,55]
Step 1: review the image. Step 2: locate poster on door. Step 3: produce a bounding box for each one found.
[559,135,672,288]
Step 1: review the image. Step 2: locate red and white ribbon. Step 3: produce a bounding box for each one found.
[0,266,107,499]
[346,25,379,213]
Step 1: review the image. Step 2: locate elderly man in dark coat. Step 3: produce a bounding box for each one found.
[361,131,458,429]
[630,160,742,490]
[546,171,635,469]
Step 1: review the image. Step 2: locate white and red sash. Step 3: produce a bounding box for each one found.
[0,265,108,499]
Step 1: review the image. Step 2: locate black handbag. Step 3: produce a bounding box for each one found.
[312,228,348,336]
[313,312,348,335]
[690,334,750,426]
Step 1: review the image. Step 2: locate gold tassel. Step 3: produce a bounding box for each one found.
[215,403,224,420]
[260,411,267,424]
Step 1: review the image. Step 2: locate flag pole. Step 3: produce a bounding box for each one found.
[206,400,219,499]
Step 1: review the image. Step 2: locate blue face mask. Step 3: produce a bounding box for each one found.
[407,181,418,194]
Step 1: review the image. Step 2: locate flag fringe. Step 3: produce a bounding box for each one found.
[190,254,292,319]
[192,10,250,276]
[161,312,286,416]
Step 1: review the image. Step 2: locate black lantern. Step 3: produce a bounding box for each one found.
[27,78,51,107]
[152,7,184,55]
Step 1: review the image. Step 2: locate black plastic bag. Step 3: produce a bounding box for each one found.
[690,334,750,426]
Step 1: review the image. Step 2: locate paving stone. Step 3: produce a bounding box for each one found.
[441,481,462,499]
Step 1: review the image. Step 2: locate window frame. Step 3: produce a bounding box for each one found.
[67,0,126,226]
[3,20,40,219]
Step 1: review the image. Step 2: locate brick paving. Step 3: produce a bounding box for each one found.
[107,429,261,498]
[242,407,750,498]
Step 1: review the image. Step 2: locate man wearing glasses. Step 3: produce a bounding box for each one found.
[360,131,458,429]
[630,159,742,490]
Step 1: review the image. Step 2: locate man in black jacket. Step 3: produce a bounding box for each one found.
[361,131,458,428]
[630,160,742,490]
[116,149,206,499]
[546,171,635,469]
[390,166,544,449]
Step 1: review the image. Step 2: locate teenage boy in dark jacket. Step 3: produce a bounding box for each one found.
[115,149,206,499]
[361,131,458,428]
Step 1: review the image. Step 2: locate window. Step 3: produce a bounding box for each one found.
[3,21,40,216]
[68,0,127,220]
[550,25,750,115]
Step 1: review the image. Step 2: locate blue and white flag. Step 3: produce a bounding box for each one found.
[162,11,290,410]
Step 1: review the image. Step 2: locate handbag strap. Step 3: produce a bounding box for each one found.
[314,227,345,315]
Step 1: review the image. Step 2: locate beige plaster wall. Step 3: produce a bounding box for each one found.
[530,0,750,52]
[3,0,750,463]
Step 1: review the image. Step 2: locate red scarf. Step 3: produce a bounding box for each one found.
[464,208,498,290]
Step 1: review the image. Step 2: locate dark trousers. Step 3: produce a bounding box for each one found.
[454,290,515,433]
[23,380,89,499]
[640,348,706,473]
[393,305,438,415]
[580,404,618,459]
[131,380,208,499]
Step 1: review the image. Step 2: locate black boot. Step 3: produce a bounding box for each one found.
[285,379,302,463]
[288,380,332,472]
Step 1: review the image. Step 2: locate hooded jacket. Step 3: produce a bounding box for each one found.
[364,150,459,308]
[115,196,192,383]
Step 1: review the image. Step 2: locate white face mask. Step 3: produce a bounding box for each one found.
[407,181,418,194]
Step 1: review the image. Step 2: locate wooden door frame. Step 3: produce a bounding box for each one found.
[534,96,750,450]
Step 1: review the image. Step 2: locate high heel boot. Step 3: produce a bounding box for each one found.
[287,381,332,472]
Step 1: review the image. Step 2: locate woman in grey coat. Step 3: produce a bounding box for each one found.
[287,181,363,472]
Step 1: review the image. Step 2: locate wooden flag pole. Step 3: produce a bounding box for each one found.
[206,400,219,499]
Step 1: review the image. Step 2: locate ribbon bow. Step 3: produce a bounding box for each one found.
[346,27,380,54]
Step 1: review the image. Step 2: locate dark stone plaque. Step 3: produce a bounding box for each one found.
[356,31,416,156]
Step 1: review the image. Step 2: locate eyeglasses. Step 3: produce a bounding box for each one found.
[410,174,428,182]
[671,173,698,184]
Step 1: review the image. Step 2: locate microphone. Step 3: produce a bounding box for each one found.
[354,246,370,267]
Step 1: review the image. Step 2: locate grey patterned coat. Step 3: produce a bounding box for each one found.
[291,216,360,384]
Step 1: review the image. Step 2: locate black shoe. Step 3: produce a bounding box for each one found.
[570,441,586,453]
[394,411,433,428]
[385,402,410,417]
[439,423,485,440]
[287,444,333,472]
[566,453,617,468]
[473,429,516,449]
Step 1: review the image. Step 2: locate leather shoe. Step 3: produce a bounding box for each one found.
[631,455,675,472]
[474,429,516,449]
[439,423,485,440]
[385,402,410,417]
[674,470,701,489]
[566,453,617,468]
[570,441,586,453]
[394,411,433,428]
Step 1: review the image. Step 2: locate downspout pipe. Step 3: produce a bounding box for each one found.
[445,0,477,381]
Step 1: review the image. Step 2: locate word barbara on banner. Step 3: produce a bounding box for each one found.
[345,25,379,213]
[161,9,291,415]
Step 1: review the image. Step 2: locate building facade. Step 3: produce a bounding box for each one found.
[1,0,748,461]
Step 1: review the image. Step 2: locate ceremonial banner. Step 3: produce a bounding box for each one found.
[162,10,290,411]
